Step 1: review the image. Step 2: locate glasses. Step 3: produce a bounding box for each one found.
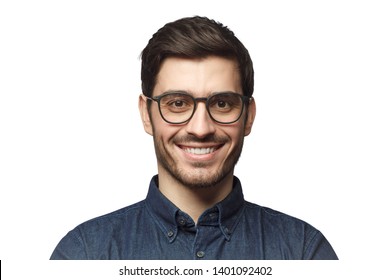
[145,91,251,124]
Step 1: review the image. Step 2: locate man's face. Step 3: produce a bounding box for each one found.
[140,56,255,189]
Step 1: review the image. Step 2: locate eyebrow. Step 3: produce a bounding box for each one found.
[156,90,241,97]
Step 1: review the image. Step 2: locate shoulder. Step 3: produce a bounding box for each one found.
[77,200,147,232]
[242,201,338,259]
[244,201,319,234]
[244,201,308,223]
[88,200,146,220]
[50,200,148,259]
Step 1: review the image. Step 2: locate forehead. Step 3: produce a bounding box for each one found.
[153,56,242,97]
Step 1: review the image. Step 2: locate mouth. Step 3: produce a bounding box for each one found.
[177,144,224,155]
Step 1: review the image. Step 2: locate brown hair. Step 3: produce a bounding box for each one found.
[141,16,254,98]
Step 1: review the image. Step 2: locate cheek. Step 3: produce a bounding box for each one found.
[228,126,246,152]
[151,119,181,143]
[223,123,246,142]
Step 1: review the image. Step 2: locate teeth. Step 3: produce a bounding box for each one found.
[184,147,216,155]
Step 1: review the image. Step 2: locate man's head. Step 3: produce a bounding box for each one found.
[139,16,256,189]
[141,16,254,99]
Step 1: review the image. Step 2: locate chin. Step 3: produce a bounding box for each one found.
[174,168,229,189]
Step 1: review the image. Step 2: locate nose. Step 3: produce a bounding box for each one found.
[185,102,216,139]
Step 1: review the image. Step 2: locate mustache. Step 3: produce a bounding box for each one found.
[173,134,229,144]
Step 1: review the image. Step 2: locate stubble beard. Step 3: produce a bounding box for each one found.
[153,132,245,189]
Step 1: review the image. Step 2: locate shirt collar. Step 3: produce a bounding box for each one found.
[145,175,245,242]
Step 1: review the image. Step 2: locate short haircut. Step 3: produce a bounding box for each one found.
[141,16,254,98]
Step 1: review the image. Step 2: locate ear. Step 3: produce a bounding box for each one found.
[244,97,256,136]
[138,94,154,136]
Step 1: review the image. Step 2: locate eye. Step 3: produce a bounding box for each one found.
[209,93,242,114]
[216,100,229,109]
[170,100,186,108]
[166,98,191,109]
[160,94,194,112]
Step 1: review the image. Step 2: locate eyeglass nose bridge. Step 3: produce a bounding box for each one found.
[190,96,214,121]
[192,97,209,108]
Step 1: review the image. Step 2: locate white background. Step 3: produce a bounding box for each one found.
[0,0,389,278]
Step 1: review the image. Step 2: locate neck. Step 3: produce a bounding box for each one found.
[157,168,234,224]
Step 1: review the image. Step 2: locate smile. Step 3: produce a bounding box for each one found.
[178,144,223,156]
[184,147,216,155]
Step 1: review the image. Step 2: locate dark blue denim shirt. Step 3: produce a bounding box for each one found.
[50,176,338,260]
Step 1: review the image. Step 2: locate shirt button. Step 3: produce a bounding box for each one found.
[178,218,186,225]
[167,230,174,237]
[196,251,205,258]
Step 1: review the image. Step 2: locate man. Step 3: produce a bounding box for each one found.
[50,16,338,260]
